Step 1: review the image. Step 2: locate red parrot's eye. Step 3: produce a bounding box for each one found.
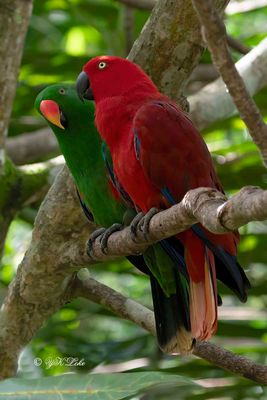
[98,61,107,70]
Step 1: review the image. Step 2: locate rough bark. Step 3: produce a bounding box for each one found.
[0,0,33,168]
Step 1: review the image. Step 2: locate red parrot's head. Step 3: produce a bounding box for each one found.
[76,55,158,103]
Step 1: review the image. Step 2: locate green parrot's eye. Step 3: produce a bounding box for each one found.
[98,61,107,70]
[59,88,65,95]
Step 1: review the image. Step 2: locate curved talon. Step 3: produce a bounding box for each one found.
[138,207,159,240]
[129,212,145,241]
[99,223,123,254]
[87,227,106,257]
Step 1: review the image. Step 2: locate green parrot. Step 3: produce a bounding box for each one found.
[35,83,198,354]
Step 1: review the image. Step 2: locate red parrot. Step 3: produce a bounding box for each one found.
[76,56,250,345]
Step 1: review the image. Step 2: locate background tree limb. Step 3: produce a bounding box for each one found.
[6,128,59,165]
[192,0,267,166]
[189,37,267,129]
[76,275,267,385]
[0,0,33,169]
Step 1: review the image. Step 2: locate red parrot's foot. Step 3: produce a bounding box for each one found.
[139,208,158,239]
[87,223,123,256]
[129,212,145,241]
[130,208,158,241]
[87,227,106,257]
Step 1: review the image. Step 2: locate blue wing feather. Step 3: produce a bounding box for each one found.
[76,189,94,222]
[101,141,135,209]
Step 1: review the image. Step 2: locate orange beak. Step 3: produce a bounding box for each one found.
[40,100,65,130]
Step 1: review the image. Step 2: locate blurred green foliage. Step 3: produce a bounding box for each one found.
[1,0,267,398]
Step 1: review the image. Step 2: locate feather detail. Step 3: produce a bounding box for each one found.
[184,232,218,341]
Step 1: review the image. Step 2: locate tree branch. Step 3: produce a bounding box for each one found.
[75,275,267,385]
[0,0,33,169]
[191,0,267,166]
[189,37,267,130]
[72,186,267,264]
[226,35,251,55]
[6,128,59,165]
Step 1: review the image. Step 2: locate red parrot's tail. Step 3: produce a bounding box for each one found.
[183,231,218,340]
[180,225,251,341]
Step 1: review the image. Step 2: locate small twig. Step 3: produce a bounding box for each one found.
[227,34,251,55]
[192,0,267,167]
[76,276,267,385]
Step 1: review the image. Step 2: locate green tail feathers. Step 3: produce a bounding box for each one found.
[144,243,193,354]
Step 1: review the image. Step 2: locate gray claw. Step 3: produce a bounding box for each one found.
[129,212,145,241]
[139,208,158,240]
[87,227,106,257]
[99,223,123,254]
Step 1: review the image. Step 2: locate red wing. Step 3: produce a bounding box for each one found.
[133,99,224,202]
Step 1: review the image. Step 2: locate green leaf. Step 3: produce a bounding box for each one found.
[0,372,197,400]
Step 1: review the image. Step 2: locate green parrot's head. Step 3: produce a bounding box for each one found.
[35,83,94,135]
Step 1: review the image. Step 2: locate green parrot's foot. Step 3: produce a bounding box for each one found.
[87,227,106,258]
[138,208,159,240]
[98,223,124,255]
[129,212,145,242]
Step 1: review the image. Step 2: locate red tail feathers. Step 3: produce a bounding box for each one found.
[182,231,218,340]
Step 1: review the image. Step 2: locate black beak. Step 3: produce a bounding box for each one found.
[76,71,94,102]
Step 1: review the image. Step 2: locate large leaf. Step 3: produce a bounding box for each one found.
[0,372,197,400]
